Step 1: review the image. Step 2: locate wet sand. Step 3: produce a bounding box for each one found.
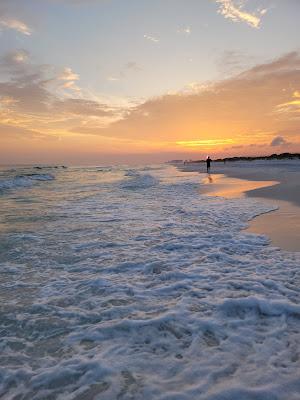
[245,199,300,252]
[180,162,300,252]
[200,174,278,199]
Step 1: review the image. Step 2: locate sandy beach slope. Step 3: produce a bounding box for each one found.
[179,160,300,251]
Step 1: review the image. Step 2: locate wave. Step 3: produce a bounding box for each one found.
[0,173,55,191]
[140,166,164,171]
[219,296,300,318]
[121,171,159,190]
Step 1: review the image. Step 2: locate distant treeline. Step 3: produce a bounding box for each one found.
[182,153,300,164]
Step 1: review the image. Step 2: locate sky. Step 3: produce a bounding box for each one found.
[0,0,299,164]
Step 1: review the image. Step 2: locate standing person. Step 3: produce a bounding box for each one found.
[206,156,212,173]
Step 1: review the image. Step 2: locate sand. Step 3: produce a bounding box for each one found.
[179,161,300,252]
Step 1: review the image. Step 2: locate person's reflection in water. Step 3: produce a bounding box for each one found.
[208,174,213,184]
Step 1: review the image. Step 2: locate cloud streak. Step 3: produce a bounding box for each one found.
[143,34,159,43]
[177,26,191,35]
[215,0,267,29]
[106,61,142,83]
[58,67,80,91]
[0,17,32,35]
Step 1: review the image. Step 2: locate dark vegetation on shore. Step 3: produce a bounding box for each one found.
[168,153,300,164]
[215,152,300,163]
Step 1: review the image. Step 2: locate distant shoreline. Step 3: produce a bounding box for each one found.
[168,152,300,165]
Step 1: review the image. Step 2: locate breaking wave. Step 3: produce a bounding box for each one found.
[121,170,159,190]
[0,173,55,192]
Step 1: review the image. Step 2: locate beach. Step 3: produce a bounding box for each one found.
[180,160,300,252]
[1,163,300,399]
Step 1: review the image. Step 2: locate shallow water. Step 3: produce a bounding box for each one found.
[1,164,300,399]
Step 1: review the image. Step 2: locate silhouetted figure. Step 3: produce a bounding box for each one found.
[206,156,212,173]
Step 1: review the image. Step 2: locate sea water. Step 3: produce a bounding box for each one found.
[0,164,300,400]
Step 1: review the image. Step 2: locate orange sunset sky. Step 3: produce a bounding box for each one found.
[0,0,299,164]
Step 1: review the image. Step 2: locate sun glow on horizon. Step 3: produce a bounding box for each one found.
[176,139,235,148]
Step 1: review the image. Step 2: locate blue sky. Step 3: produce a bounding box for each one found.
[1,0,299,98]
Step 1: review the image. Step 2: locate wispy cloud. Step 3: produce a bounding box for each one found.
[215,0,267,29]
[59,67,79,82]
[143,34,159,43]
[0,17,32,35]
[1,49,30,69]
[54,98,115,117]
[59,67,80,91]
[107,76,120,82]
[125,61,142,72]
[275,90,300,117]
[177,26,191,35]
[216,50,257,76]
[107,61,142,82]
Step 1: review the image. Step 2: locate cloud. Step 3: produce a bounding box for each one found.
[0,49,126,143]
[216,50,257,76]
[0,81,52,113]
[275,90,300,117]
[0,123,48,140]
[245,51,300,75]
[106,61,142,82]
[58,67,80,91]
[0,17,32,35]
[125,62,142,72]
[1,49,30,69]
[177,26,191,35]
[1,49,300,157]
[59,67,79,82]
[0,50,57,113]
[143,34,159,43]
[215,0,267,28]
[86,52,300,153]
[107,76,120,82]
[54,98,115,117]
[270,135,290,146]
[0,50,87,111]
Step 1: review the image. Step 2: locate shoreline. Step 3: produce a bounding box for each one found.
[179,161,300,252]
[179,160,300,206]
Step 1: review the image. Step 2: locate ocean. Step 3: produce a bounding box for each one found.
[1,164,300,399]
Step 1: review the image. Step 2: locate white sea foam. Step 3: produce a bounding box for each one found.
[0,164,299,399]
[0,173,55,191]
[121,170,159,189]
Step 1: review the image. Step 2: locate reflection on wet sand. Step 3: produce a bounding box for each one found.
[200,174,300,252]
[200,174,278,198]
[207,174,213,184]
